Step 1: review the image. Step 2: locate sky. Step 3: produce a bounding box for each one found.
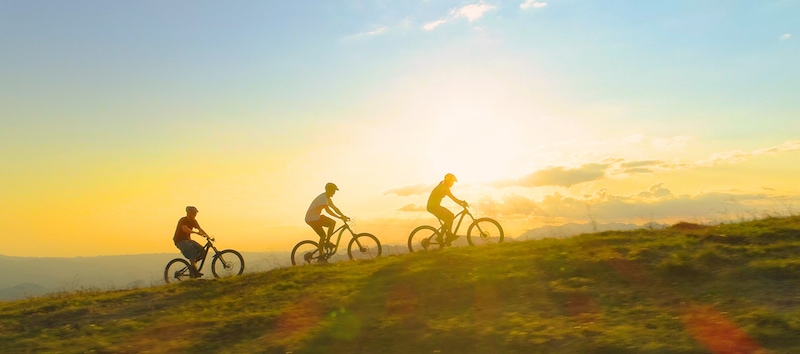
[1,0,798,257]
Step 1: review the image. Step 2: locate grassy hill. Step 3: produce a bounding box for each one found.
[1,216,799,353]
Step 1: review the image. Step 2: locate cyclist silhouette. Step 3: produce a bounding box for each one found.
[173,206,209,277]
[305,182,350,263]
[427,173,467,246]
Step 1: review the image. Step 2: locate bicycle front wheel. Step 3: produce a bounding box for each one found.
[212,249,245,278]
[164,258,192,284]
[467,218,504,246]
[408,225,441,252]
[348,233,382,261]
[291,240,321,265]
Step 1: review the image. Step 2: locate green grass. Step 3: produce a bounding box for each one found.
[2,216,800,353]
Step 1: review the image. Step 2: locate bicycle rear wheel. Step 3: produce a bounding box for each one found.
[408,225,442,252]
[348,233,382,261]
[164,258,192,284]
[467,218,504,246]
[212,249,245,278]
[291,240,321,265]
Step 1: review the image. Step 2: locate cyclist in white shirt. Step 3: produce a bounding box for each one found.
[305,182,349,263]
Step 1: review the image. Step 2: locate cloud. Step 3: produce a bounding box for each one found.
[496,163,611,188]
[494,140,800,190]
[476,194,541,218]
[344,26,389,41]
[637,183,672,199]
[398,203,426,212]
[478,184,798,226]
[781,33,792,41]
[619,160,666,174]
[423,19,448,31]
[422,2,496,31]
[520,1,548,10]
[453,3,496,22]
[384,183,432,197]
[697,140,800,167]
[652,136,691,149]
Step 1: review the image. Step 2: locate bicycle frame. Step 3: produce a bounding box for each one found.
[322,221,361,257]
[324,223,347,254]
[194,238,222,272]
[441,206,475,236]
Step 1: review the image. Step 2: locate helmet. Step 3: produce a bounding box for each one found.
[186,206,199,213]
[444,173,457,183]
[325,182,339,192]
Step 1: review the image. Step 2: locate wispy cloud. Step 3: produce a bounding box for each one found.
[345,26,389,41]
[397,203,426,212]
[781,33,792,41]
[493,140,800,189]
[453,3,496,22]
[697,140,800,166]
[520,0,548,10]
[384,183,432,197]
[478,183,798,224]
[422,2,496,31]
[495,163,612,188]
[423,19,448,31]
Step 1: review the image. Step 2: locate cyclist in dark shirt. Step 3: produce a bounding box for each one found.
[427,173,467,246]
[173,206,208,277]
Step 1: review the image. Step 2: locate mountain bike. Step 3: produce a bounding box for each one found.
[291,219,382,265]
[408,204,504,252]
[164,235,245,284]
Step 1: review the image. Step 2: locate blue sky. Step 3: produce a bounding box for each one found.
[1,1,799,256]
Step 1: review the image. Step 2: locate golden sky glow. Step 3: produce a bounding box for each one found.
[1,1,798,257]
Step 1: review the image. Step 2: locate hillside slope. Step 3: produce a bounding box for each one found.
[1,216,799,353]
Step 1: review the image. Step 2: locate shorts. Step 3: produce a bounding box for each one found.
[176,240,204,262]
[306,215,335,239]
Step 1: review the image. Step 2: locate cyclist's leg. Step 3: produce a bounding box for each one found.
[307,216,335,261]
[176,240,204,277]
[428,206,454,241]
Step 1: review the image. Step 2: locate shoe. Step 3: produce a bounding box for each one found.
[325,242,335,249]
[445,234,458,247]
[189,266,203,278]
[317,258,329,264]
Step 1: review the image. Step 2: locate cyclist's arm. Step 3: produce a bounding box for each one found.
[325,201,349,221]
[446,191,467,207]
[181,223,208,237]
[195,225,209,237]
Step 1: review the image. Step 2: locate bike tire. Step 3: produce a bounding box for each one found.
[212,249,245,278]
[164,258,192,284]
[348,233,382,261]
[467,218,504,246]
[408,225,442,252]
[291,240,321,265]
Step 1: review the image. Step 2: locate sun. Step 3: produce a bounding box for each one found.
[424,109,519,183]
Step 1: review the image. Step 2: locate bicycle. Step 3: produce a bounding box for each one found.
[291,219,382,265]
[407,204,504,252]
[164,235,245,284]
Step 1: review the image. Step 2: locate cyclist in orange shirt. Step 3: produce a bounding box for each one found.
[173,206,208,277]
